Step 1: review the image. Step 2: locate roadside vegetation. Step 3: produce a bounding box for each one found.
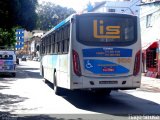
[0,0,75,47]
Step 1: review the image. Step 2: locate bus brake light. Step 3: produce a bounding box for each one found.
[133,50,140,76]
[72,50,81,76]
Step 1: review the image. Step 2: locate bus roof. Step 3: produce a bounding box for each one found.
[41,12,136,39]
[41,14,74,38]
[0,50,15,55]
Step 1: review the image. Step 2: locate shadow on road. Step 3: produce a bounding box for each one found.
[0,76,16,90]
[0,93,28,113]
[44,81,160,116]
[65,90,160,116]
[0,85,10,90]
[15,67,42,79]
[0,113,90,120]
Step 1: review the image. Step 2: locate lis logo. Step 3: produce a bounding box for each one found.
[93,20,120,39]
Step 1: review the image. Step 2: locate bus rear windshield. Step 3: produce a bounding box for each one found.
[76,15,137,46]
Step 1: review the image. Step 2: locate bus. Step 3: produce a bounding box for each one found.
[0,47,17,77]
[40,13,141,95]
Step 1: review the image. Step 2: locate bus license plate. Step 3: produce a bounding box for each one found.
[102,67,115,72]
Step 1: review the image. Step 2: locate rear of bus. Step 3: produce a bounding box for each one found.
[71,13,141,90]
[0,51,16,77]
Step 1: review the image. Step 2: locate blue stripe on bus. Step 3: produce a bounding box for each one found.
[42,15,73,38]
[83,48,132,57]
[84,59,129,74]
[52,16,70,31]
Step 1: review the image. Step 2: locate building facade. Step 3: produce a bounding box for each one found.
[15,29,24,50]
[140,1,160,49]
[83,0,140,16]
[29,30,44,58]
[140,0,160,75]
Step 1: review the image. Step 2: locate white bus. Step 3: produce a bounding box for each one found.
[0,49,16,77]
[40,13,141,95]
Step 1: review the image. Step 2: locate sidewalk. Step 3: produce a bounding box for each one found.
[140,75,160,92]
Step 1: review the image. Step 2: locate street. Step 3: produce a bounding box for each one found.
[0,61,160,120]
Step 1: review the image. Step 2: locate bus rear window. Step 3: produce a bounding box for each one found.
[0,55,13,60]
[76,15,137,46]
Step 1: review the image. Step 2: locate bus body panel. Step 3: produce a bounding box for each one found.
[57,54,70,89]
[40,13,141,91]
[71,43,141,89]
[70,13,141,90]
[71,74,141,89]
[42,55,59,82]
[0,50,16,74]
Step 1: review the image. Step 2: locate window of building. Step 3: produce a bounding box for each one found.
[146,14,152,28]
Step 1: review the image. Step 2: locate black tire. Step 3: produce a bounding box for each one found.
[12,73,16,77]
[42,66,44,77]
[53,72,61,95]
[44,79,48,83]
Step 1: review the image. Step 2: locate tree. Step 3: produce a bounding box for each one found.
[0,0,38,46]
[0,28,16,47]
[37,2,76,30]
[0,0,38,31]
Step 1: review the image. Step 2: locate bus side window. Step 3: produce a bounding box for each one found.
[61,24,69,54]
[66,25,70,53]
[51,34,55,54]
[46,36,49,54]
[42,38,45,54]
[58,42,62,54]
[44,38,46,54]
[49,35,51,54]
[55,31,58,54]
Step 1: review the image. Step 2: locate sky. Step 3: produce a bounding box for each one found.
[38,0,104,12]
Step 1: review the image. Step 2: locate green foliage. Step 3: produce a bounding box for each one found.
[37,2,76,30]
[0,0,38,31]
[0,0,38,46]
[0,28,17,47]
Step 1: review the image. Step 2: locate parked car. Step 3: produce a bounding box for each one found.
[26,56,31,60]
[33,57,40,61]
[21,56,27,61]
[16,56,19,64]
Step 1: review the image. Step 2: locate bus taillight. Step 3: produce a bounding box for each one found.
[133,50,140,76]
[72,50,81,76]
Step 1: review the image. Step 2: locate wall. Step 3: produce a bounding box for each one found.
[92,0,140,16]
[140,3,160,49]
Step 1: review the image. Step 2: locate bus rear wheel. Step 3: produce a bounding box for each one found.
[42,66,44,77]
[53,72,61,95]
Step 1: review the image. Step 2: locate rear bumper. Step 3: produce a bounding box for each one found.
[71,74,141,90]
[0,71,16,73]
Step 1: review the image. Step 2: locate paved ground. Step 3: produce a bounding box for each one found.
[140,75,160,92]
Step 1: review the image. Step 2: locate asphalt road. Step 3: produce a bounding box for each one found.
[0,60,160,120]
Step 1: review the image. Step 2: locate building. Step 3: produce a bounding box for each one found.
[16,29,45,58]
[29,30,45,58]
[83,0,140,16]
[140,0,160,49]
[140,0,160,76]
[16,30,32,56]
[15,29,24,50]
